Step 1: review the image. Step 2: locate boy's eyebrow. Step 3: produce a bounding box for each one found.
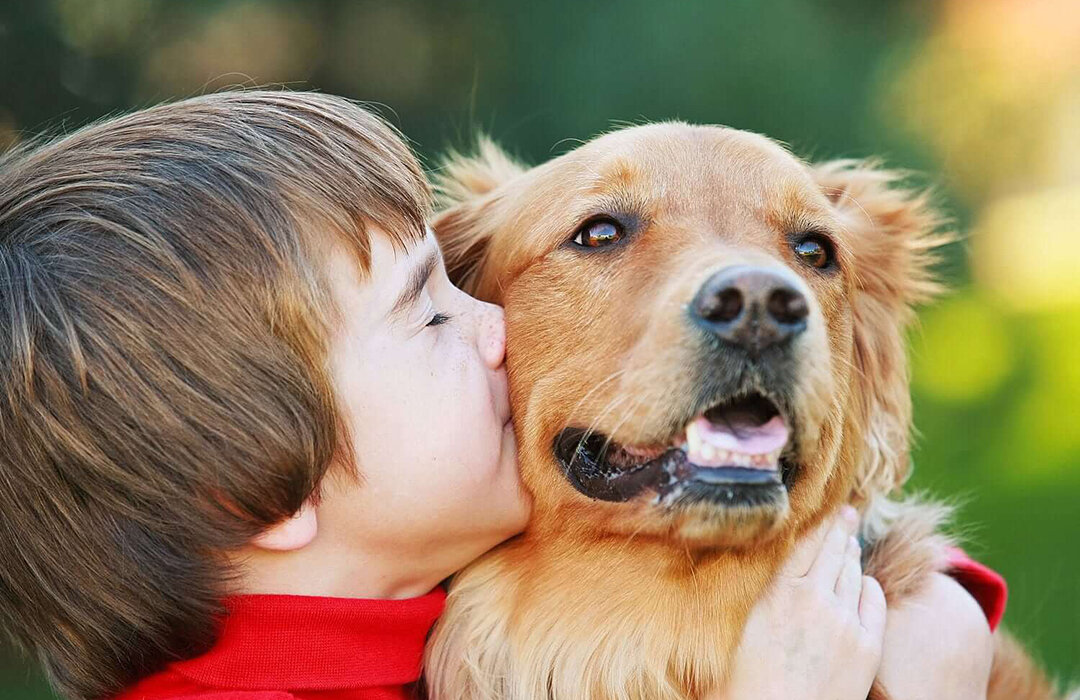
[389,247,440,320]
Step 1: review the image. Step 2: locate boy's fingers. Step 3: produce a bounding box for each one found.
[858,575,888,642]
[780,506,857,578]
[806,509,857,584]
[834,537,864,607]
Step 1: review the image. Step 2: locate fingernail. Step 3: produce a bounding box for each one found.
[841,505,858,524]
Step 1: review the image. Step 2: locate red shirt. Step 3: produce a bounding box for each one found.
[113,553,1005,700]
[114,589,446,700]
[946,547,1008,631]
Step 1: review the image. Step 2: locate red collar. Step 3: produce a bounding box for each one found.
[169,590,446,692]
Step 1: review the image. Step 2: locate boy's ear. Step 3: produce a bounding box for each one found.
[251,501,318,551]
[432,136,526,298]
[811,160,950,502]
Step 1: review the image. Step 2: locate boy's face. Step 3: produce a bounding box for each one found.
[317,227,530,586]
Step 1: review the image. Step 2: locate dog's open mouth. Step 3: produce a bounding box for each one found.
[554,392,796,506]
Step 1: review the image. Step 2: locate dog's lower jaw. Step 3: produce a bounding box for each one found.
[668,498,790,547]
[424,530,784,700]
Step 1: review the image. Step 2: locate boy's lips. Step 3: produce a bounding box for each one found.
[498,392,512,428]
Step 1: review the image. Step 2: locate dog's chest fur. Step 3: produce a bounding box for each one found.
[426,532,789,700]
[424,497,958,700]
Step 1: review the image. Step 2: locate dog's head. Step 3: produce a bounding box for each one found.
[434,123,944,548]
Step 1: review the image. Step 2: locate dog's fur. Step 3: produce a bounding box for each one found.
[424,124,1067,700]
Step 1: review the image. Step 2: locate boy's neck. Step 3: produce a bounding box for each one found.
[233,535,449,600]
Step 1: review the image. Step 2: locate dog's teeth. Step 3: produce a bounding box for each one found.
[684,416,786,468]
[686,420,702,456]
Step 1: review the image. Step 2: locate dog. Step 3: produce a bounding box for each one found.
[423,123,1065,700]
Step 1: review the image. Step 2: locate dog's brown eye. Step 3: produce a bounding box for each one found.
[573,219,623,248]
[793,236,833,269]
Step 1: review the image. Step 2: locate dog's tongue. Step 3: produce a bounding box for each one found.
[690,413,790,456]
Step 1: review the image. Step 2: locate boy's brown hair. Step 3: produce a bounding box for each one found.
[0,91,429,699]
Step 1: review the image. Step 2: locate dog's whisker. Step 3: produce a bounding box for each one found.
[582,393,633,447]
[561,368,630,435]
[576,369,637,440]
[598,389,650,459]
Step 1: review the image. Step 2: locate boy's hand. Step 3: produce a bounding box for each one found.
[876,572,994,700]
[711,507,887,700]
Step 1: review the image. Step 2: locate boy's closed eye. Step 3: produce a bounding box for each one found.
[389,245,441,322]
[385,240,457,334]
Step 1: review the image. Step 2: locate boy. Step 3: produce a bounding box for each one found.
[0,91,995,700]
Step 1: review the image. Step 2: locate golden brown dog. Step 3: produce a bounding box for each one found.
[424,123,1065,700]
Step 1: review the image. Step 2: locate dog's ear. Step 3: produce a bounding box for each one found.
[812,160,950,501]
[432,136,527,297]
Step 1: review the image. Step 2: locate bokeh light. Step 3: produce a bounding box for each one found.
[973,186,1080,311]
[913,292,1016,403]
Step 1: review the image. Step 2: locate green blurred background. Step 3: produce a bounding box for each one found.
[1,0,1077,696]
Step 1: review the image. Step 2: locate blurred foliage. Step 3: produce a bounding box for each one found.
[1,0,1077,696]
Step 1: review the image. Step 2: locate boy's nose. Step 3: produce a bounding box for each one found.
[477,301,506,370]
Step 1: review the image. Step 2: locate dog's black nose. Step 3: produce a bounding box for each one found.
[691,266,808,354]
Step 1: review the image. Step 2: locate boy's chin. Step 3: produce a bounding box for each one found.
[472,488,532,558]
[500,425,531,532]
[500,417,518,460]
[487,480,532,538]
[492,420,529,517]
[438,424,529,573]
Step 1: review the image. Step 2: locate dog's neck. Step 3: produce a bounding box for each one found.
[460,522,788,696]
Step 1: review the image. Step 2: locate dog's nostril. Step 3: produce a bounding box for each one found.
[692,267,810,352]
[699,287,743,323]
[767,288,808,325]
